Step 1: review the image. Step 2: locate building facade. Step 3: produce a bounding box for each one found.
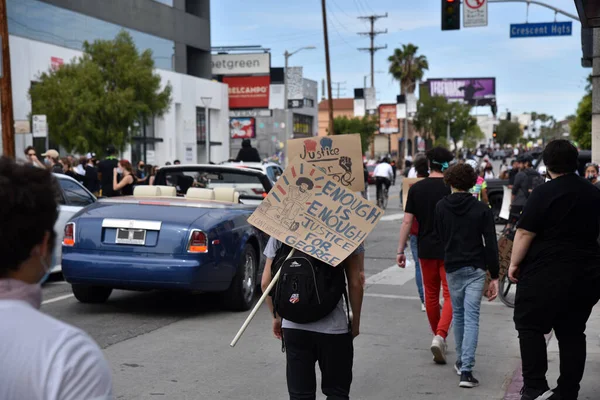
[10,0,228,165]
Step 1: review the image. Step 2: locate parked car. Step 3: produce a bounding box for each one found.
[155,164,273,204]
[220,161,283,185]
[366,164,377,184]
[52,173,97,273]
[61,165,271,311]
[492,150,506,160]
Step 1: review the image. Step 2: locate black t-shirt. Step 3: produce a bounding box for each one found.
[518,173,600,274]
[508,168,519,185]
[405,177,451,259]
[98,158,118,197]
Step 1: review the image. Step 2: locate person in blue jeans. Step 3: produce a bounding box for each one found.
[408,154,429,311]
[435,162,499,389]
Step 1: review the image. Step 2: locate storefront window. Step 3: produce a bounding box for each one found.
[293,114,313,137]
[196,107,206,142]
[8,0,175,71]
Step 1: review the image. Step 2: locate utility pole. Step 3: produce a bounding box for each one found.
[321,0,335,135]
[0,0,14,158]
[358,13,388,89]
[332,81,346,98]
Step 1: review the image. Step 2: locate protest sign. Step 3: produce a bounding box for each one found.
[248,157,383,267]
[499,186,512,221]
[483,234,512,298]
[401,178,423,211]
[286,134,365,193]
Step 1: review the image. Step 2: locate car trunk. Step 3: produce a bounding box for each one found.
[74,203,217,255]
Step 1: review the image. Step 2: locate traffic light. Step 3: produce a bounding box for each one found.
[493,124,498,139]
[442,0,460,31]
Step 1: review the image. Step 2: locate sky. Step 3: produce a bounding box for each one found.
[211,0,588,121]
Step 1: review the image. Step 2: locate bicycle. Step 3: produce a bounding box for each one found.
[377,186,388,210]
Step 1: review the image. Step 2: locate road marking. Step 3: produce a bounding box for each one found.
[365,292,505,307]
[366,264,415,287]
[380,213,404,222]
[42,294,74,305]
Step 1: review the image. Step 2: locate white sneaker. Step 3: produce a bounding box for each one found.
[431,335,447,364]
[421,303,426,312]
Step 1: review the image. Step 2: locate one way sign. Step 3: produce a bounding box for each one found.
[464,0,488,28]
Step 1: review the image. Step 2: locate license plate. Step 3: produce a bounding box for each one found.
[115,228,146,245]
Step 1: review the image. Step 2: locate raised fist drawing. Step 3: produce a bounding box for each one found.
[339,156,352,173]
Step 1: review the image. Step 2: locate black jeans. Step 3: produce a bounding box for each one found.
[514,262,600,400]
[375,177,390,203]
[283,328,354,400]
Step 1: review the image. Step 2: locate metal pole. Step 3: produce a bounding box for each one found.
[446,118,451,148]
[205,105,210,164]
[487,0,579,21]
[592,28,600,163]
[321,0,335,135]
[0,0,14,158]
[142,118,147,164]
[284,51,289,140]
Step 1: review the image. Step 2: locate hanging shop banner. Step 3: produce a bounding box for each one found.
[379,104,399,134]
[248,157,383,266]
[287,134,365,192]
[230,117,256,139]
[224,76,270,109]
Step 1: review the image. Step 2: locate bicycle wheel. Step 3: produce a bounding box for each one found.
[498,273,516,308]
[382,189,388,209]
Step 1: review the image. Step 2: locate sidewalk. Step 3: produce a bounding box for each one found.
[504,304,600,400]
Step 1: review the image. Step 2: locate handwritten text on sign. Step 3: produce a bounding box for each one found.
[287,134,365,192]
[248,158,382,266]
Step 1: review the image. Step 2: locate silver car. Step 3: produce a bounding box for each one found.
[52,173,96,273]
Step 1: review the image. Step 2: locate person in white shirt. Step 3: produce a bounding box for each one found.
[0,157,113,400]
[374,158,394,204]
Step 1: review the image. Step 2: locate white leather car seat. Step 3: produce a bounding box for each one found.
[133,186,161,197]
[155,185,177,197]
[213,187,240,203]
[186,188,215,200]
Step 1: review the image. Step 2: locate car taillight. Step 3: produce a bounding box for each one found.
[252,188,267,198]
[63,223,75,246]
[188,230,208,253]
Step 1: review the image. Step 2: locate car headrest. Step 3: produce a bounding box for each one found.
[186,188,215,200]
[214,187,239,203]
[155,185,177,197]
[133,186,161,197]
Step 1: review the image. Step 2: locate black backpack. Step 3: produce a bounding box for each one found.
[270,243,349,325]
[524,172,545,198]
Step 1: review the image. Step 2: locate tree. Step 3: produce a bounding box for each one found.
[495,120,522,145]
[571,90,592,149]
[412,95,450,139]
[30,30,172,156]
[332,115,377,154]
[388,44,429,95]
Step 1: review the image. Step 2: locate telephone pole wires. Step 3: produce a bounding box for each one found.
[358,13,388,89]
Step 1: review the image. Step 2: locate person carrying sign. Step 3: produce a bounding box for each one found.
[396,147,454,364]
[261,239,364,400]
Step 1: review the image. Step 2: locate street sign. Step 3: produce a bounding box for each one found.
[32,115,47,138]
[464,0,487,28]
[229,109,272,118]
[510,22,572,38]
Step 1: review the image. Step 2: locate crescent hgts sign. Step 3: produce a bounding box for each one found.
[223,76,271,109]
[211,53,271,75]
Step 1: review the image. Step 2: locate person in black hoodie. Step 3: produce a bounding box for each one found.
[435,162,499,389]
[235,139,261,162]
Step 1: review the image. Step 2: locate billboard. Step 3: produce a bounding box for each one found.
[211,53,271,75]
[427,78,496,106]
[230,117,256,139]
[379,104,399,134]
[224,76,270,109]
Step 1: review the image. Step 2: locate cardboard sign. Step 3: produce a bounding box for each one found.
[287,134,365,192]
[484,234,512,297]
[402,178,423,211]
[248,158,383,267]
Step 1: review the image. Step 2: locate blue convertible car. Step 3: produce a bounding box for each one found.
[62,165,272,311]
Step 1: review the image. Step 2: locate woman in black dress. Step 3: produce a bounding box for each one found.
[112,159,136,196]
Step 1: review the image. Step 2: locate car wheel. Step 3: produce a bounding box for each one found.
[72,284,113,304]
[223,244,257,311]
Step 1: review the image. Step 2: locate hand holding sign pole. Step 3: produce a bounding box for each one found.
[230,157,383,347]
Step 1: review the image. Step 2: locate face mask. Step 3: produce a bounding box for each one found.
[587,175,596,181]
[44,158,51,166]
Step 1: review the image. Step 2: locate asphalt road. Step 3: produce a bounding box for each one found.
[40,183,527,400]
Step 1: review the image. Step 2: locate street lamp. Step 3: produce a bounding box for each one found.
[284,46,316,141]
[201,97,212,164]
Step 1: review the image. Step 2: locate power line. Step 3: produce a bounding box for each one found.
[357,13,388,89]
[331,81,347,98]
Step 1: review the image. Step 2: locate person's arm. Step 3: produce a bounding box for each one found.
[481,181,489,205]
[508,229,536,282]
[396,212,414,268]
[345,251,364,338]
[149,176,155,186]
[113,171,133,191]
[483,208,499,280]
[512,172,524,201]
[388,165,394,181]
[261,257,282,340]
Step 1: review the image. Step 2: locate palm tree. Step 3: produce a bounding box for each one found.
[388,44,429,95]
